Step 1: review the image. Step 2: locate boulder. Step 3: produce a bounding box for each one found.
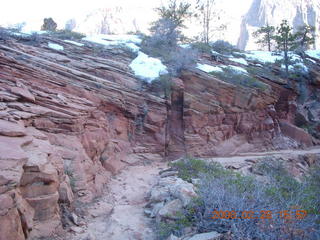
[149,186,171,203]
[158,199,183,219]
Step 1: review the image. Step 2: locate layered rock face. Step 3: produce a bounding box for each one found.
[238,0,320,50]
[0,39,167,239]
[169,70,310,158]
[0,36,318,239]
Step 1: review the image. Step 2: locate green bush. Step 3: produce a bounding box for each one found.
[168,157,320,239]
[247,65,283,84]
[210,67,269,91]
[190,42,212,54]
[169,157,232,182]
[48,30,85,40]
[149,74,172,98]
[156,212,193,239]
[211,40,237,55]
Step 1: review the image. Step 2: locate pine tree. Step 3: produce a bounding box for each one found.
[155,0,191,30]
[147,0,191,50]
[252,24,275,51]
[273,20,296,77]
[294,25,316,58]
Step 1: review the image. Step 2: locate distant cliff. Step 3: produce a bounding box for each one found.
[238,0,320,50]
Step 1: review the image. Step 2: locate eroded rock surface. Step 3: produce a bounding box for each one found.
[0,35,319,239]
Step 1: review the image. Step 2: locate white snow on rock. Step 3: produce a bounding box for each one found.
[83,34,141,52]
[245,51,283,63]
[196,63,223,73]
[124,42,140,53]
[211,50,222,55]
[224,65,248,74]
[180,44,190,49]
[229,57,248,65]
[10,32,24,37]
[83,34,141,53]
[48,43,64,51]
[98,34,142,44]
[63,40,84,47]
[294,62,308,72]
[306,50,320,59]
[21,30,47,35]
[282,62,308,73]
[129,52,168,82]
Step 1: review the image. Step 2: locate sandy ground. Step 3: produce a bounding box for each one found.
[69,160,168,240]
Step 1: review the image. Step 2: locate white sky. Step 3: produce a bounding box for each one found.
[0,0,253,43]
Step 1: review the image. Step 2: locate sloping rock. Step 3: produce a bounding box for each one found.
[0,34,318,240]
[0,119,26,137]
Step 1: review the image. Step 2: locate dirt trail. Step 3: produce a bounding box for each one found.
[206,147,320,167]
[69,160,167,240]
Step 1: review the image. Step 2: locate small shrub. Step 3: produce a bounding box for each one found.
[49,30,85,40]
[150,74,173,98]
[247,65,283,83]
[167,47,198,76]
[169,158,320,239]
[170,157,232,182]
[190,42,212,54]
[28,33,42,46]
[156,212,193,239]
[211,40,237,55]
[64,167,76,192]
[0,28,10,41]
[141,18,198,77]
[210,67,269,91]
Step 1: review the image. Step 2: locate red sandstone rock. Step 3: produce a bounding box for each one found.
[10,86,35,102]
[279,120,313,147]
[0,119,26,137]
[0,36,318,240]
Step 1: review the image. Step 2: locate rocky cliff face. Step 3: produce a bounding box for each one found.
[238,0,320,50]
[0,35,318,239]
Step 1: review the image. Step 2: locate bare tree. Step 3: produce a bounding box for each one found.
[195,0,226,44]
[65,19,76,31]
[85,7,123,34]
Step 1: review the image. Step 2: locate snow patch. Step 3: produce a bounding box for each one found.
[282,62,308,73]
[306,50,320,59]
[180,44,190,49]
[245,51,282,63]
[21,30,47,35]
[229,57,248,65]
[224,65,248,74]
[129,52,168,82]
[124,42,140,53]
[83,34,141,52]
[197,63,223,73]
[63,40,84,47]
[98,34,142,44]
[83,34,141,46]
[48,43,64,51]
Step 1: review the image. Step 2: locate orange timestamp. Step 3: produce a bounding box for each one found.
[210,210,308,220]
